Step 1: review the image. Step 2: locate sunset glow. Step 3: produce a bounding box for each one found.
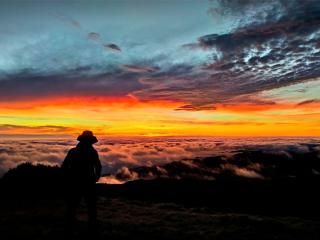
[1,2,320,239]
[1,84,319,137]
[0,0,319,137]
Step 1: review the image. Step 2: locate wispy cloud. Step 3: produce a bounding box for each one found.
[122,64,159,73]
[296,99,320,106]
[103,43,122,52]
[0,124,74,134]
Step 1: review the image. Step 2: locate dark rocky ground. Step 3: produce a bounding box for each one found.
[1,151,320,240]
[1,195,320,240]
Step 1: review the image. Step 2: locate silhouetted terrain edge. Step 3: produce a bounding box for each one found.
[1,149,320,217]
[1,151,320,239]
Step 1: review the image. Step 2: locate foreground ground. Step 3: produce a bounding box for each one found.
[2,159,320,240]
[1,196,320,240]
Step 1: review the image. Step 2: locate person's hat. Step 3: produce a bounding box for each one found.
[77,130,98,144]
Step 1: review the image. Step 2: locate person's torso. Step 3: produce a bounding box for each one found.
[67,146,97,182]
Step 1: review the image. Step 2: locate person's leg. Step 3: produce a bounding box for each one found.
[84,184,97,227]
[66,189,81,231]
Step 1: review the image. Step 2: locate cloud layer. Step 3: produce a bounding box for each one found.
[0,136,319,179]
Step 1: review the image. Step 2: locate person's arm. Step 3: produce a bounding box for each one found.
[61,149,72,170]
[94,150,102,181]
[61,150,72,183]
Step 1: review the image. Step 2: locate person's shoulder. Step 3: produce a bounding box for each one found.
[90,146,98,155]
[91,147,98,153]
[68,147,77,153]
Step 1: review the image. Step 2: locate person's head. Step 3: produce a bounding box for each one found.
[77,130,98,145]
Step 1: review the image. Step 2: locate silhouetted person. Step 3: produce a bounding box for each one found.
[61,130,101,232]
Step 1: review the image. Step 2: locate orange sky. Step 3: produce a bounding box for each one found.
[0,85,319,137]
[1,0,320,138]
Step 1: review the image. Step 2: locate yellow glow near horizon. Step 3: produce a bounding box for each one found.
[0,92,319,137]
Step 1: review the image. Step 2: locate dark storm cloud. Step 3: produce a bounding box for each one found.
[0,68,144,100]
[134,0,320,110]
[208,0,319,28]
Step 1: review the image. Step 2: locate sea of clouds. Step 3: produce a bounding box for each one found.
[0,136,319,180]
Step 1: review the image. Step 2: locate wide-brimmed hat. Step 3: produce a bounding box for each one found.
[77,130,98,144]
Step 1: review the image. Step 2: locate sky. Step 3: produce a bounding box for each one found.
[0,0,320,137]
